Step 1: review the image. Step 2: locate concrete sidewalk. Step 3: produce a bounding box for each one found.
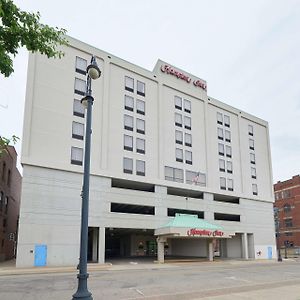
[0,258,294,277]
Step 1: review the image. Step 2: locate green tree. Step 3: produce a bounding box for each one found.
[0,0,68,154]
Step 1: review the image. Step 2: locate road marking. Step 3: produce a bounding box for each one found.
[129,287,145,296]
[225,276,252,283]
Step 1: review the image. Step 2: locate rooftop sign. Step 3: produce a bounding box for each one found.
[160,64,207,91]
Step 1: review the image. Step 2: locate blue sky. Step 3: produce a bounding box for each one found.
[0,0,299,182]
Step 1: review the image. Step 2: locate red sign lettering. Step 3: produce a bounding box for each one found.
[160,64,207,91]
[187,228,224,237]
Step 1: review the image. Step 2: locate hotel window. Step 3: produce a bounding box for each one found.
[125,76,134,92]
[220,177,226,190]
[73,99,85,118]
[176,148,183,162]
[218,143,224,156]
[249,139,255,150]
[224,115,230,127]
[74,78,86,96]
[251,167,256,179]
[250,153,256,164]
[165,166,184,183]
[184,116,191,130]
[285,218,293,228]
[184,99,191,113]
[217,128,224,140]
[225,130,231,142]
[123,157,133,174]
[186,171,206,186]
[75,56,87,75]
[185,150,192,165]
[71,147,83,166]
[136,119,145,134]
[72,121,84,140]
[227,179,234,191]
[124,135,133,151]
[124,115,134,131]
[175,130,183,145]
[137,80,145,96]
[219,159,225,172]
[248,124,254,136]
[136,160,145,176]
[136,99,145,115]
[225,145,232,158]
[227,161,233,174]
[217,112,223,125]
[174,96,182,110]
[185,133,192,147]
[124,95,134,111]
[284,204,291,213]
[136,138,145,154]
[175,113,182,127]
[252,183,258,195]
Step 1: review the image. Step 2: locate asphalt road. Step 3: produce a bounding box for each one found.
[1,261,300,300]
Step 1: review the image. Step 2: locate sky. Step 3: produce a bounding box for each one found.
[0,0,299,182]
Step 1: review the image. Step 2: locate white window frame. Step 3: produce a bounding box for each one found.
[250,153,256,164]
[217,112,223,125]
[220,177,226,190]
[136,138,145,154]
[136,118,145,134]
[123,157,133,174]
[124,135,133,151]
[224,115,230,127]
[74,78,86,96]
[227,161,233,174]
[248,124,254,136]
[73,99,85,118]
[184,99,191,113]
[252,183,258,195]
[125,76,134,92]
[227,179,234,191]
[136,99,145,115]
[217,128,224,140]
[184,116,191,130]
[124,95,134,111]
[75,56,87,75]
[176,148,183,162]
[124,114,134,131]
[136,160,145,176]
[219,159,225,172]
[218,143,224,156]
[137,80,145,96]
[185,150,192,165]
[175,130,183,145]
[174,96,182,110]
[249,138,255,150]
[225,145,232,158]
[72,121,84,140]
[251,167,257,179]
[71,147,83,166]
[175,113,182,127]
[185,133,192,147]
[225,130,231,142]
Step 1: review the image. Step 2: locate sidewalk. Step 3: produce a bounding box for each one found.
[0,258,293,277]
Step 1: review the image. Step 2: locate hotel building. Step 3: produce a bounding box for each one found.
[17,36,276,267]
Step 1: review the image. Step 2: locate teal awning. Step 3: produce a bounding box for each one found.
[159,214,223,230]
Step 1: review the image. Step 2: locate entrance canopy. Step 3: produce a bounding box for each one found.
[155,214,235,239]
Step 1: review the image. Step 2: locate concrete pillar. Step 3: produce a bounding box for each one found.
[207,239,214,261]
[157,238,165,263]
[98,227,105,264]
[92,228,98,262]
[242,232,249,260]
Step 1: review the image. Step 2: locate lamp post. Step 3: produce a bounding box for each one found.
[72,56,101,300]
[274,207,282,262]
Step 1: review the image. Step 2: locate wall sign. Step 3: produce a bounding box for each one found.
[160,64,207,91]
[187,228,224,237]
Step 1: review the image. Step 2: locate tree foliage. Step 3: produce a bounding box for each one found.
[0,0,68,153]
[0,0,68,77]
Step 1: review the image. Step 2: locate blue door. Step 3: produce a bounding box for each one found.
[34,245,47,267]
[267,246,273,259]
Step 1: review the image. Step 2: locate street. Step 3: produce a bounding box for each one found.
[1,261,300,299]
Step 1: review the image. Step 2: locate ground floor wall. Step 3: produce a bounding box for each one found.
[16,166,277,267]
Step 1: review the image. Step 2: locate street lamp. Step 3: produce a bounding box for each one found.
[72,56,101,300]
[274,207,282,262]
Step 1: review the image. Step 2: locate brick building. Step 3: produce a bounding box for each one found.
[0,146,22,261]
[274,175,300,248]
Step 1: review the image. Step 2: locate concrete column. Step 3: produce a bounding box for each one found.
[92,228,98,262]
[98,227,105,264]
[242,233,249,259]
[207,240,214,261]
[157,238,165,263]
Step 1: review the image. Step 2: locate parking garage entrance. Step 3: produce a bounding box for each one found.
[105,228,156,259]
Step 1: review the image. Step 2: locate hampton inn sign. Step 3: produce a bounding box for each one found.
[160,64,207,91]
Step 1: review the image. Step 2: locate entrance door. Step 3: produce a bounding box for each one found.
[267,246,273,259]
[34,245,47,267]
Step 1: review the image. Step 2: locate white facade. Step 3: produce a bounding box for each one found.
[17,36,276,267]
